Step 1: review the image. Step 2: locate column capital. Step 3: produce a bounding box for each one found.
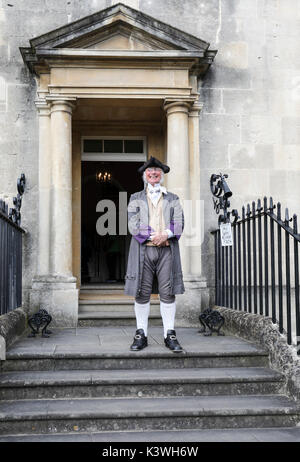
[163,100,191,116]
[35,99,51,116]
[47,97,77,115]
[189,102,204,117]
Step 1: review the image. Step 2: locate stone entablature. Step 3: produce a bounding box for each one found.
[20,2,216,105]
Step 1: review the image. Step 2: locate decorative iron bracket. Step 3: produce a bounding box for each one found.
[210,173,239,225]
[8,173,26,226]
[28,309,52,338]
[199,308,225,336]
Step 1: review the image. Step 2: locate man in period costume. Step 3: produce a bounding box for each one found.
[124,156,185,352]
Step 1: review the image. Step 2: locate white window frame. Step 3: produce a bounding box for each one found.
[81,136,147,162]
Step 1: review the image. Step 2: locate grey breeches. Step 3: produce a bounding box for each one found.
[135,246,175,304]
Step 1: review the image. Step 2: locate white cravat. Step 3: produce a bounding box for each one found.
[147,183,167,207]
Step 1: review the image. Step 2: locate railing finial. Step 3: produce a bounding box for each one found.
[293,214,298,235]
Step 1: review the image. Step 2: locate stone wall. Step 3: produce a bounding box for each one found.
[195,0,300,288]
[217,306,300,401]
[0,308,27,359]
[0,0,299,306]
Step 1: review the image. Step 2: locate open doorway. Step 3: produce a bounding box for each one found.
[81,160,144,284]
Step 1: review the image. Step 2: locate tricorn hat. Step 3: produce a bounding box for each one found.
[138,156,170,174]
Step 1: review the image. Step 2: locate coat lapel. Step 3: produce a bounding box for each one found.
[162,192,171,228]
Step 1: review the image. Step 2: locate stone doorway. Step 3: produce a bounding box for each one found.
[25,2,216,326]
[81,159,144,285]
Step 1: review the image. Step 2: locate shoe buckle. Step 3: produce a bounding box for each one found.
[135,334,142,340]
[169,335,177,340]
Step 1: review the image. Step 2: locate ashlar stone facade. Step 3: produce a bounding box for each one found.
[0,0,299,326]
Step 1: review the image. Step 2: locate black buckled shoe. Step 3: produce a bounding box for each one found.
[130,329,148,351]
[164,330,183,353]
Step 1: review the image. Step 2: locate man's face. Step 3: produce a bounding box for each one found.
[145,167,162,186]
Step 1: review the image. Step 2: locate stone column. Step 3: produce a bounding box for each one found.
[164,100,190,276]
[50,100,75,277]
[72,129,82,289]
[30,98,78,327]
[35,100,51,276]
[188,102,203,277]
[185,101,209,318]
[163,100,209,327]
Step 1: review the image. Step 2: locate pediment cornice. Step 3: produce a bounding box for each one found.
[20,2,217,77]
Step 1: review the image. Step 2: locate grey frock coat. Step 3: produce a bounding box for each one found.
[124,188,185,298]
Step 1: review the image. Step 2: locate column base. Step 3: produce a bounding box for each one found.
[29,275,79,328]
[175,275,210,327]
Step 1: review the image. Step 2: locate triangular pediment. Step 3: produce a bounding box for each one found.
[20,2,217,75]
[86,32,156,51]
[65,22,176,51]
[25,2,210,52]
[86,33,159,51]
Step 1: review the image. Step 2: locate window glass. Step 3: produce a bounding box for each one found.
[124,140,144,153]
[83,139,145,154]
[83,140,103,153]
[104,140,123,153]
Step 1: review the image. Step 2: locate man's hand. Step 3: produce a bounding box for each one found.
[150,231,168,247]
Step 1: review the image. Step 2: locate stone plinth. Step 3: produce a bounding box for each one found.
[29,276,78,328]
[175,276,209,328]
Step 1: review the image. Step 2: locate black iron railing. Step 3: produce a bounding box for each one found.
[210,175,300,354]
[0,174,26,315]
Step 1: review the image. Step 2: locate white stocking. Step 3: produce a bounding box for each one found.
[134,301,150,337]
[160,301,176,338]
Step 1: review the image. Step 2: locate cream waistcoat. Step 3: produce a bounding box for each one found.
[146,191,166,246]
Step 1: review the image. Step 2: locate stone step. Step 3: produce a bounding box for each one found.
[79,293,159,303]
[0,395,299,435]
[78,300,160,313]
[78,295,161,323]
[77,311,162,327]
[1,426,300,442]
[2,348,269,372]
[81,289,125,294]
[0,367,285,400]
[1,329,270,371]
[80,284,125,291]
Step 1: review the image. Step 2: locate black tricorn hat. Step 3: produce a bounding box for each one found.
[138,156,170,174]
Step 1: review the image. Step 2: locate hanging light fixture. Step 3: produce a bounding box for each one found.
[96,170,112,183]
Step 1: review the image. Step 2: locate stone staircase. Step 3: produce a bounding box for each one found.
[78,284,161,326]
[0,326,299,442]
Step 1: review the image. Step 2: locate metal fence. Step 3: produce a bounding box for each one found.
[211,196,300,354]
[0,174,26,316]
